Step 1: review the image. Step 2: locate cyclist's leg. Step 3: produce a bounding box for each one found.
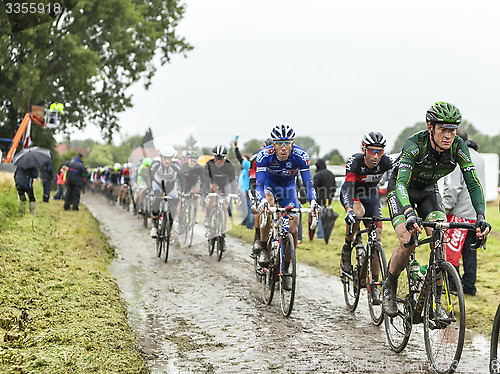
[361,195,383,278]
[418,186,449,316]
[204,184,217,227]
[340,195,365,271]
[383,189,416,317]
[258,188,275,266]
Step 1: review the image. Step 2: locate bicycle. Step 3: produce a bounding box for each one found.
[490,303,500,373]
[260,205,317,317]
[384,220,486,374]
[341,216,390,326]
[142,190,153,228]
[177,192,201,247]
[206,192,240,261]
[155,195,175,263]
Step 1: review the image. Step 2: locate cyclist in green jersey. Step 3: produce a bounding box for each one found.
[382,102,491,318]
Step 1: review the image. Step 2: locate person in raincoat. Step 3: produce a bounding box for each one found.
[14,165,39,214]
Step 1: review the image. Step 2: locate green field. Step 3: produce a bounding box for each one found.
[0,173,148,373]
[229,198,500,334]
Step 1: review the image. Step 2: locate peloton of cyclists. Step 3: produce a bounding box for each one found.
[382,102,491,319]
[255,124,319,290]
[149,146,181,238]
[340,131,393,304]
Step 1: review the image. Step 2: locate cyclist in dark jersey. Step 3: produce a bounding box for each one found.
[340,132,392,303]
[177,150,203,222]
[382,102,491,318]
[203,145,239,231]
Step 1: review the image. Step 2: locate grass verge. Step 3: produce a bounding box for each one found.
[0,174,148,373]
[228,199,500,334]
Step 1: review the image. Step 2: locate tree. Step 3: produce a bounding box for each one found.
[142,128,154,146]
[294,136,320,160]
[390,122,426,153]
[322,148,344,165]
[0,0,193,147]
[242,139,262,155]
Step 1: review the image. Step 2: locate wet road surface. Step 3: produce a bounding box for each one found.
[83,193,490,373]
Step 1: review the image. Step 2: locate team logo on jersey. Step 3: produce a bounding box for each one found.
[286,161,292,169]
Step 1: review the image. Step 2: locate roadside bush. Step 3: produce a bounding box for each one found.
[0,172,21,229]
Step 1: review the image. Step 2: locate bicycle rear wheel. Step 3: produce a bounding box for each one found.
[490,303,500,373]
[384,265,412,353]
[367,242,387,326]
[280,233,296,317]
[342,245,360,312]
[424,261,465,374]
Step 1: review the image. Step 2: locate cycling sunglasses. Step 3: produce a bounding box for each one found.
[366,147,384,156]
[273,140,293,147]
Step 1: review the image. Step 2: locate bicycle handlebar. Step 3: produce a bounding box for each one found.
[260,206,318,230]
[403,220,487,250]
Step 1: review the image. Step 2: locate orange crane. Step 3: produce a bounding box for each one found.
[2,105,50,163]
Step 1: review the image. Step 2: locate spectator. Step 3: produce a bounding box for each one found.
[53,164,68,200]
[443,129,485,296]
[64,154,89,211]
[40,157,54,202]
[14,165,39,214]
[233,139,254,229]
[313,158,337,239]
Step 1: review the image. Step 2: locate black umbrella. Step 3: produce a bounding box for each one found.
[13,146,51,169]
[321,206,339,244]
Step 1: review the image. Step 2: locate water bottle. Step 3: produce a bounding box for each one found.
[409,260,421,291]
[355,243,365,261]
[418,265,428,281]
[271,239,279,256]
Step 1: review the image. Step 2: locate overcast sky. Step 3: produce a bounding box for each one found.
[67,0,500,159]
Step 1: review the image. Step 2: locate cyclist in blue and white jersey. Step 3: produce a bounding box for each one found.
[256,125,320,272]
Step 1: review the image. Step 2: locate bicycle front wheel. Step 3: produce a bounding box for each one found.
[185,205,195,247]
[156,213,164,258]
[367,242,387,326]
[342,245,360,312]
[216,210,225,261]
[163,213,171,263]
[262,264,275,305]
[490,303,500,373]
[280,233,296,317]
[384,265,412,353]
[424,261,465,374]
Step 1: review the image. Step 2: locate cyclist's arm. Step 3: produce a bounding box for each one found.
[394,139,419,214]
[456,141,486,216]
[342,155,357,210]
[255,149,268,202]
[299,167,316,203]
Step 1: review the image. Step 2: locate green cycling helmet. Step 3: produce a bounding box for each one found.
[426,102,461,129]
[142,157,152,167]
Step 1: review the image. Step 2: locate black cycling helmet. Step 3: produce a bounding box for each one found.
[361,131,386,148]
[212,145,228,159]
[426,102,461,129]
[270,124,295,141]
[263,138,273,147]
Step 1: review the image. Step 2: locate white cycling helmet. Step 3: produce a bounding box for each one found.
[113,162,121,171]
[159,145,177,158]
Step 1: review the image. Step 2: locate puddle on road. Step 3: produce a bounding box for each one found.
[83,194,491,373]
